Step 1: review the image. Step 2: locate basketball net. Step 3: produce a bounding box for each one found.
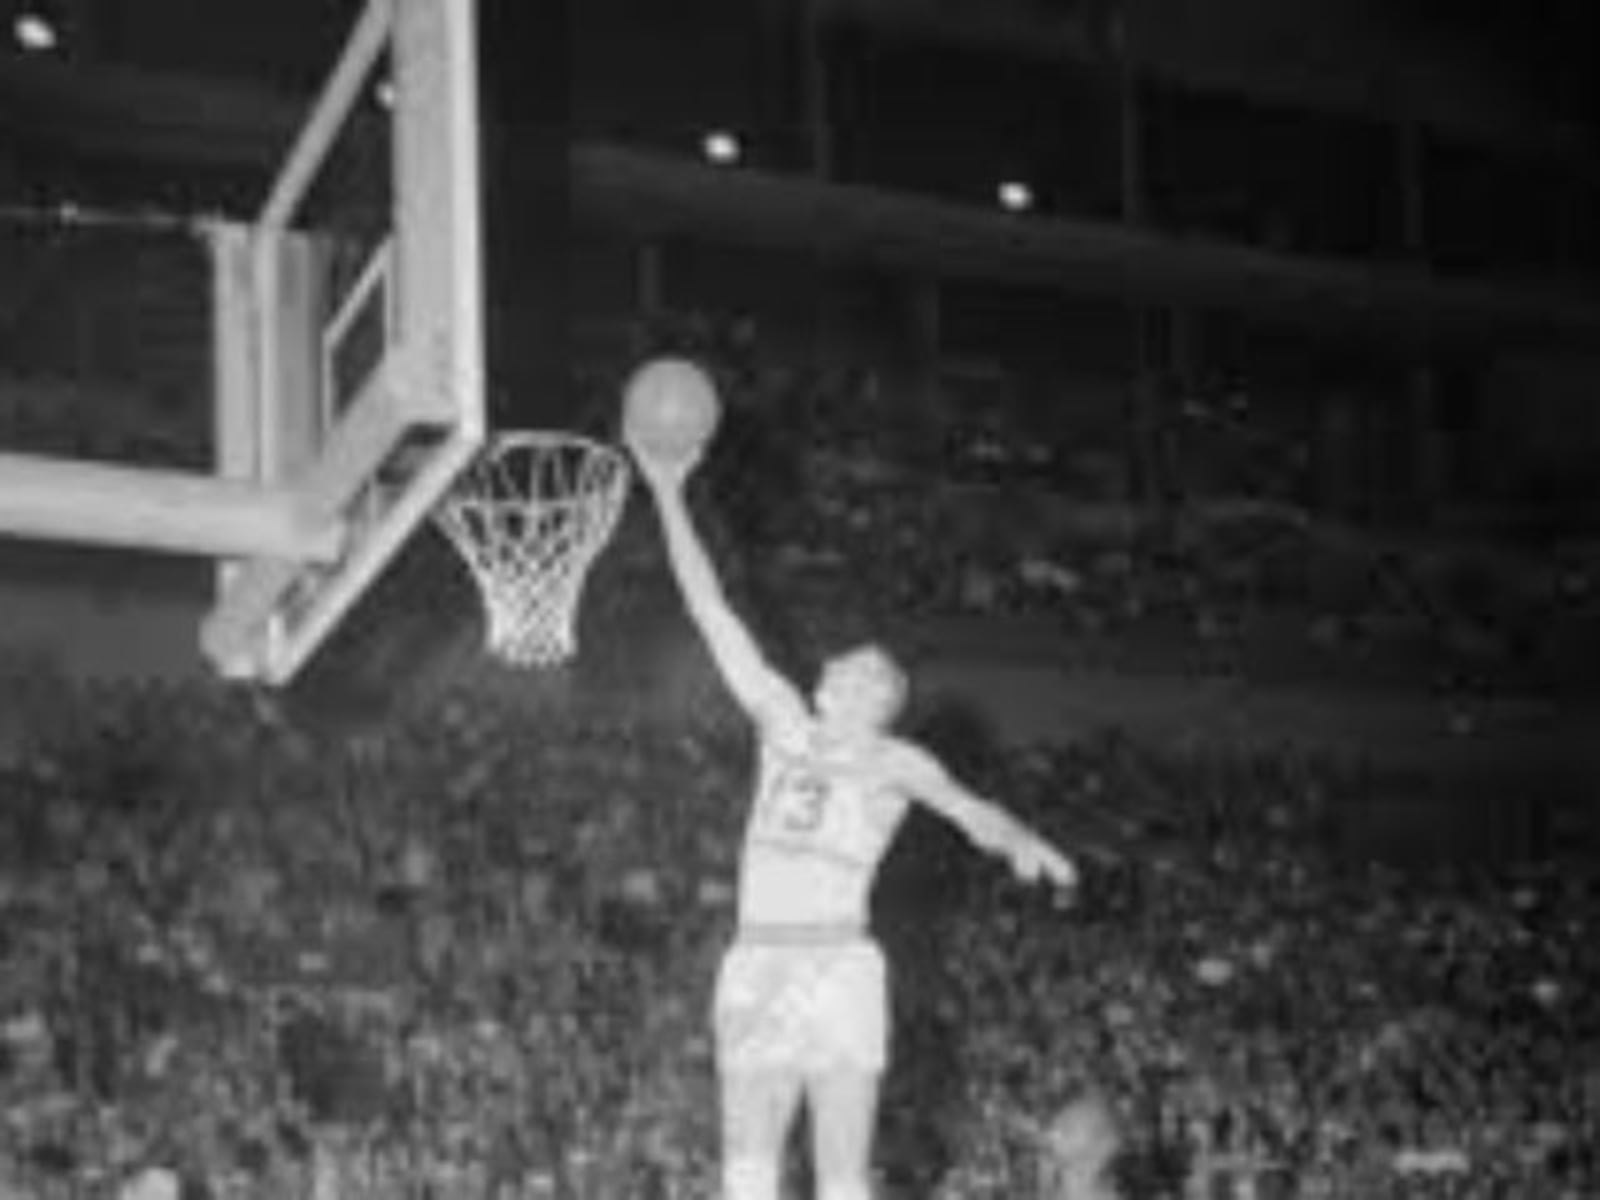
[432,432,631,667]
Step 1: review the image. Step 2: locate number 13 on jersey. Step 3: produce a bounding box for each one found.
[761,767,831,836]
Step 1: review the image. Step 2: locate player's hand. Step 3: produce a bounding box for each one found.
[1009,835,1078,894]
[632,448,703,500]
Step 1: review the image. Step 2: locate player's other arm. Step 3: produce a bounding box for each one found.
[641,465,802,726]
[888,741,1077,889]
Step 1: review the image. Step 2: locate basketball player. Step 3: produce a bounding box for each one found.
[634,437,1078,1200]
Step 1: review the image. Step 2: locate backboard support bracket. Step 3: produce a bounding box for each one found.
[200,0,486,685]
[0,448,344,561]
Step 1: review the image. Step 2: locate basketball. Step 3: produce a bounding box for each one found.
[621,357,722,467]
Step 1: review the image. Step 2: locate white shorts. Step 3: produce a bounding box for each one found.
[713,936,888,1075]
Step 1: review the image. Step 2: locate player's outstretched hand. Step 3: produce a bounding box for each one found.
[1009,834,1078,895]
[630,444,704,499]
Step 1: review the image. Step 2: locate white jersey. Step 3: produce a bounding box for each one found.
[735,711,911,930]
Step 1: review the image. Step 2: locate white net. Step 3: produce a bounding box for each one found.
[432,432,631,667]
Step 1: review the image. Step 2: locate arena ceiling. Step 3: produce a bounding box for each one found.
[2,0,1597,349]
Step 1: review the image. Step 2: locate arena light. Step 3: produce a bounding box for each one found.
[12,9,59,52]
[997,180,1035,213]
[701,130,743,166]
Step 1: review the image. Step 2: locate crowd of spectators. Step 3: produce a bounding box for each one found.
[0,655,1592,1198]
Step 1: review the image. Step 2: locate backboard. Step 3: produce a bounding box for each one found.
[200,0,485,684]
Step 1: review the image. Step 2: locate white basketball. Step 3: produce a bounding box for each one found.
[621,357,722,467]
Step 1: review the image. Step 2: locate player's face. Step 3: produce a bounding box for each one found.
[815,647,905,733]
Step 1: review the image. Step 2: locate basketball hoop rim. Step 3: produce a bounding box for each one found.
[435,429,633,512]
[469,428,626,461]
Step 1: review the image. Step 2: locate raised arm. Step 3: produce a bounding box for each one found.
[889,740,1077,890]
[638,461,803,728]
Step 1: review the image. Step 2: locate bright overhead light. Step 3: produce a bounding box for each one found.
[701,130,742,166]
[997,180,1035,212]
[13,11,59,52]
